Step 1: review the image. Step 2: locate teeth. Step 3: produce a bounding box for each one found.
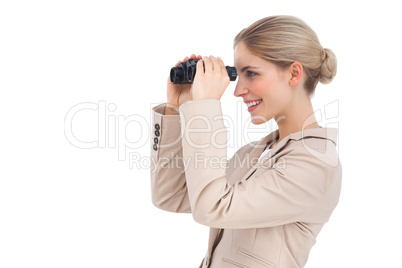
[247,99,262,108]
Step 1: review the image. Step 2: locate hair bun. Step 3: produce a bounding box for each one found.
[319,48,337,84]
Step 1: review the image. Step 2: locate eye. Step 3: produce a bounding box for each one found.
[247,71,256,77]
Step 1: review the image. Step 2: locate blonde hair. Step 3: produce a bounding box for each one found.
[234,15,337,95]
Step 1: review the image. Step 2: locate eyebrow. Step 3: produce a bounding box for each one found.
[240,66,260,73]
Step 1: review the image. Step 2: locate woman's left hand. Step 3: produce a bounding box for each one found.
[192,56,231,101]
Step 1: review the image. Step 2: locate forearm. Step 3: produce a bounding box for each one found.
[150,103,191,213]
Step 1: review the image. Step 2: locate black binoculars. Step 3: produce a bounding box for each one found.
[170,59,237,84]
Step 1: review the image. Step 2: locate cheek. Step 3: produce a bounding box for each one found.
[253,77,290,113]
[251,78,273,97]
[252,78,280,105]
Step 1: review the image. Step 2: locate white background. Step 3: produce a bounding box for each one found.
[1,0,401,267]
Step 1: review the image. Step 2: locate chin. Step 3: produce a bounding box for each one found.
[251,116,268,125]
[250,111,274,124]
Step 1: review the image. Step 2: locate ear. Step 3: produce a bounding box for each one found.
[288,61,303,87]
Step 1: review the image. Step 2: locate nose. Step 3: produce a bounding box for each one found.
[233,80,249,98]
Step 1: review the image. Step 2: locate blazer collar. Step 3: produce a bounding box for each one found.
[241,126,338,179]
[262,125,338,149]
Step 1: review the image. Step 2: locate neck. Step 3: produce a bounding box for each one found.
[273,94,319,147]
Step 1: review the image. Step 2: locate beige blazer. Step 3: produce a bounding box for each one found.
[150,99,342,268]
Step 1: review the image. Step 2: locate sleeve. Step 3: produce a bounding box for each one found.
[179,99,342,229]
[150,103,191,213]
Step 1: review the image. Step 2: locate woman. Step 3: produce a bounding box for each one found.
[150,15,341,268]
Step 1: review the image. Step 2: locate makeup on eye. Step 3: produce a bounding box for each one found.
[236,65,261,78]
[247,71,257,77]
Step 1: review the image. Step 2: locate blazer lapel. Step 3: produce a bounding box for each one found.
[205,227,222,267]
[239,129,294,180]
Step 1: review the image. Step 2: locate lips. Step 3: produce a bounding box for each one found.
[247,100,262,113]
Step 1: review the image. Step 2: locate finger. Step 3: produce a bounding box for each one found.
[203,56,213,73]
[209,56,221,74]
[217,56,227,73]
[189,54,197,59]
[182,56,189,63]
[196,55,202,60]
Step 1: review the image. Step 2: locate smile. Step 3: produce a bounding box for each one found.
[246,99,262,108]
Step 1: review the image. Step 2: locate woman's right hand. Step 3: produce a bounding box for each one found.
[167,54,203,107]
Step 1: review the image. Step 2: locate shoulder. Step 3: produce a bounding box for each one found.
[270,127,341,171]
[288,135,341,170]
[269,137,342,189]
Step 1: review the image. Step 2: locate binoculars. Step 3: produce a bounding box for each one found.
[170,59,237,84]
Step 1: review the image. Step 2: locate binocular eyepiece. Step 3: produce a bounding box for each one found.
[170,58,237,84]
